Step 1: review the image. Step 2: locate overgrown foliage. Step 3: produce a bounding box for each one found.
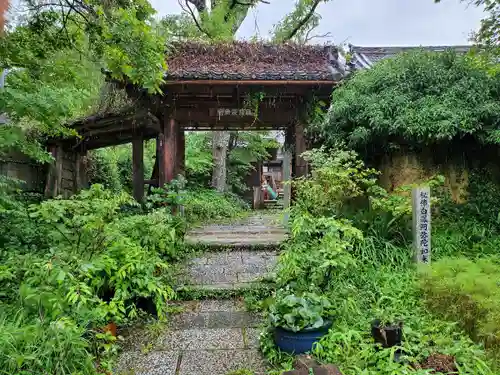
[0,0,167,165]
[260,148,500,375]
[0,180,247,373]
[420,257,500,357]
[318,51,500,155]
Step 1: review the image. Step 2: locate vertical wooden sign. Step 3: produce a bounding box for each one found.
[412,186,431,264]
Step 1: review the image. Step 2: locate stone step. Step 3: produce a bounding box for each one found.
[185,242,282,252]
[185,212,288,248]
[188,229,287,235]
[169,300,262,329]
[185,236,285,246]
[176,281,275,300]
[175,250,278,288]
[116,300,267,375]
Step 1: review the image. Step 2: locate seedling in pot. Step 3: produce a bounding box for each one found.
[371,319,404,362]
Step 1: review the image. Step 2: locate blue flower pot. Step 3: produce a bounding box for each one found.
[273,320,332,354]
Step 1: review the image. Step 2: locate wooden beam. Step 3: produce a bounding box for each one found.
[172,108,298,125]
[144,178,159,185]
[53,145,63,197]
[132,135,145,202]
[253,186,264,209]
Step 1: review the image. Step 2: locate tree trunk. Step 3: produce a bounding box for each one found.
[211,131,230,192]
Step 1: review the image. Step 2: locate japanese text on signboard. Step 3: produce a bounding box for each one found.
[217,108,254,117]
[412,186,431,264]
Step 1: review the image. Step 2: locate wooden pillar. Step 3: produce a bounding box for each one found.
[158,116,177,187]
[156,134,165,188]
[295,120,307,178]
[285,125,296,178]
[177,127,185,176]
[132,135,144,202]
[74,151,88,193]
[253,186,264,209]
[44,144,63,198]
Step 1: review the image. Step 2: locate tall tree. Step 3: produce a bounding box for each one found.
[180,0,330,191]
[0,0,168,161]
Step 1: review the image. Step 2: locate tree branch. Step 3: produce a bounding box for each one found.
[180,0,212,38]
[304,31,332,44]
[282,0,321,42]
[186,0,206,13]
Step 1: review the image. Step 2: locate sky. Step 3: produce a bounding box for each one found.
[151,0,485,46]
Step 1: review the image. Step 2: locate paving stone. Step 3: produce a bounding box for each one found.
[157,328,245,350]
[189,257,208,266]
[115,350,179,375]
[187,265,239,284]
[170,312,208,329]
[209,311,261,328]
[201,251,243,265]
[198,299,244,312]
[187,236,284,246]
[237,272,263,283]
[187,283,236,290]
[171,311,260,329]
[185,212,287,247]
[178,349,267,375]
[241,253,278,269]
[244,328,261,349]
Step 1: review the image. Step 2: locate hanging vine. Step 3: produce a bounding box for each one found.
[243,91,266,124]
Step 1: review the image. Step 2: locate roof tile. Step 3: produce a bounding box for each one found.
[165,41,336,81]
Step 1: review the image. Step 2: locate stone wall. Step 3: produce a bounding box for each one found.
[0,151,46,192]
[377,149,499,203]
[0,149,88,197]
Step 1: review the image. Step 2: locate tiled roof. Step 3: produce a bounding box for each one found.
[165,41,341,81]
[349,45,471,70]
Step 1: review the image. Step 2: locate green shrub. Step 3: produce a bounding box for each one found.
[277,214,361,291]
[0,311,96,375]
[180,188,248,224]
[264,147,498,374]
[420,257,500,353]
[0,185,183,373]
[116,208,186,262]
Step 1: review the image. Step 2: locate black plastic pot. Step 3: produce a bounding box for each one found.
[274,320,332,354]
[371,320,403,348]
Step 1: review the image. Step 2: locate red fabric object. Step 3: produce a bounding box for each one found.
[0,0,8,33]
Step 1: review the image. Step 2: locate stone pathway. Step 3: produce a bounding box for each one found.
[116,300,265,375]
[185,212,287,246]
[116,212,286,375]
[178,249,278,291]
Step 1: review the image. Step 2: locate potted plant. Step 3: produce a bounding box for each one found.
[371,319,403,348]
[269,292,334,354]
[371,319,404,362]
